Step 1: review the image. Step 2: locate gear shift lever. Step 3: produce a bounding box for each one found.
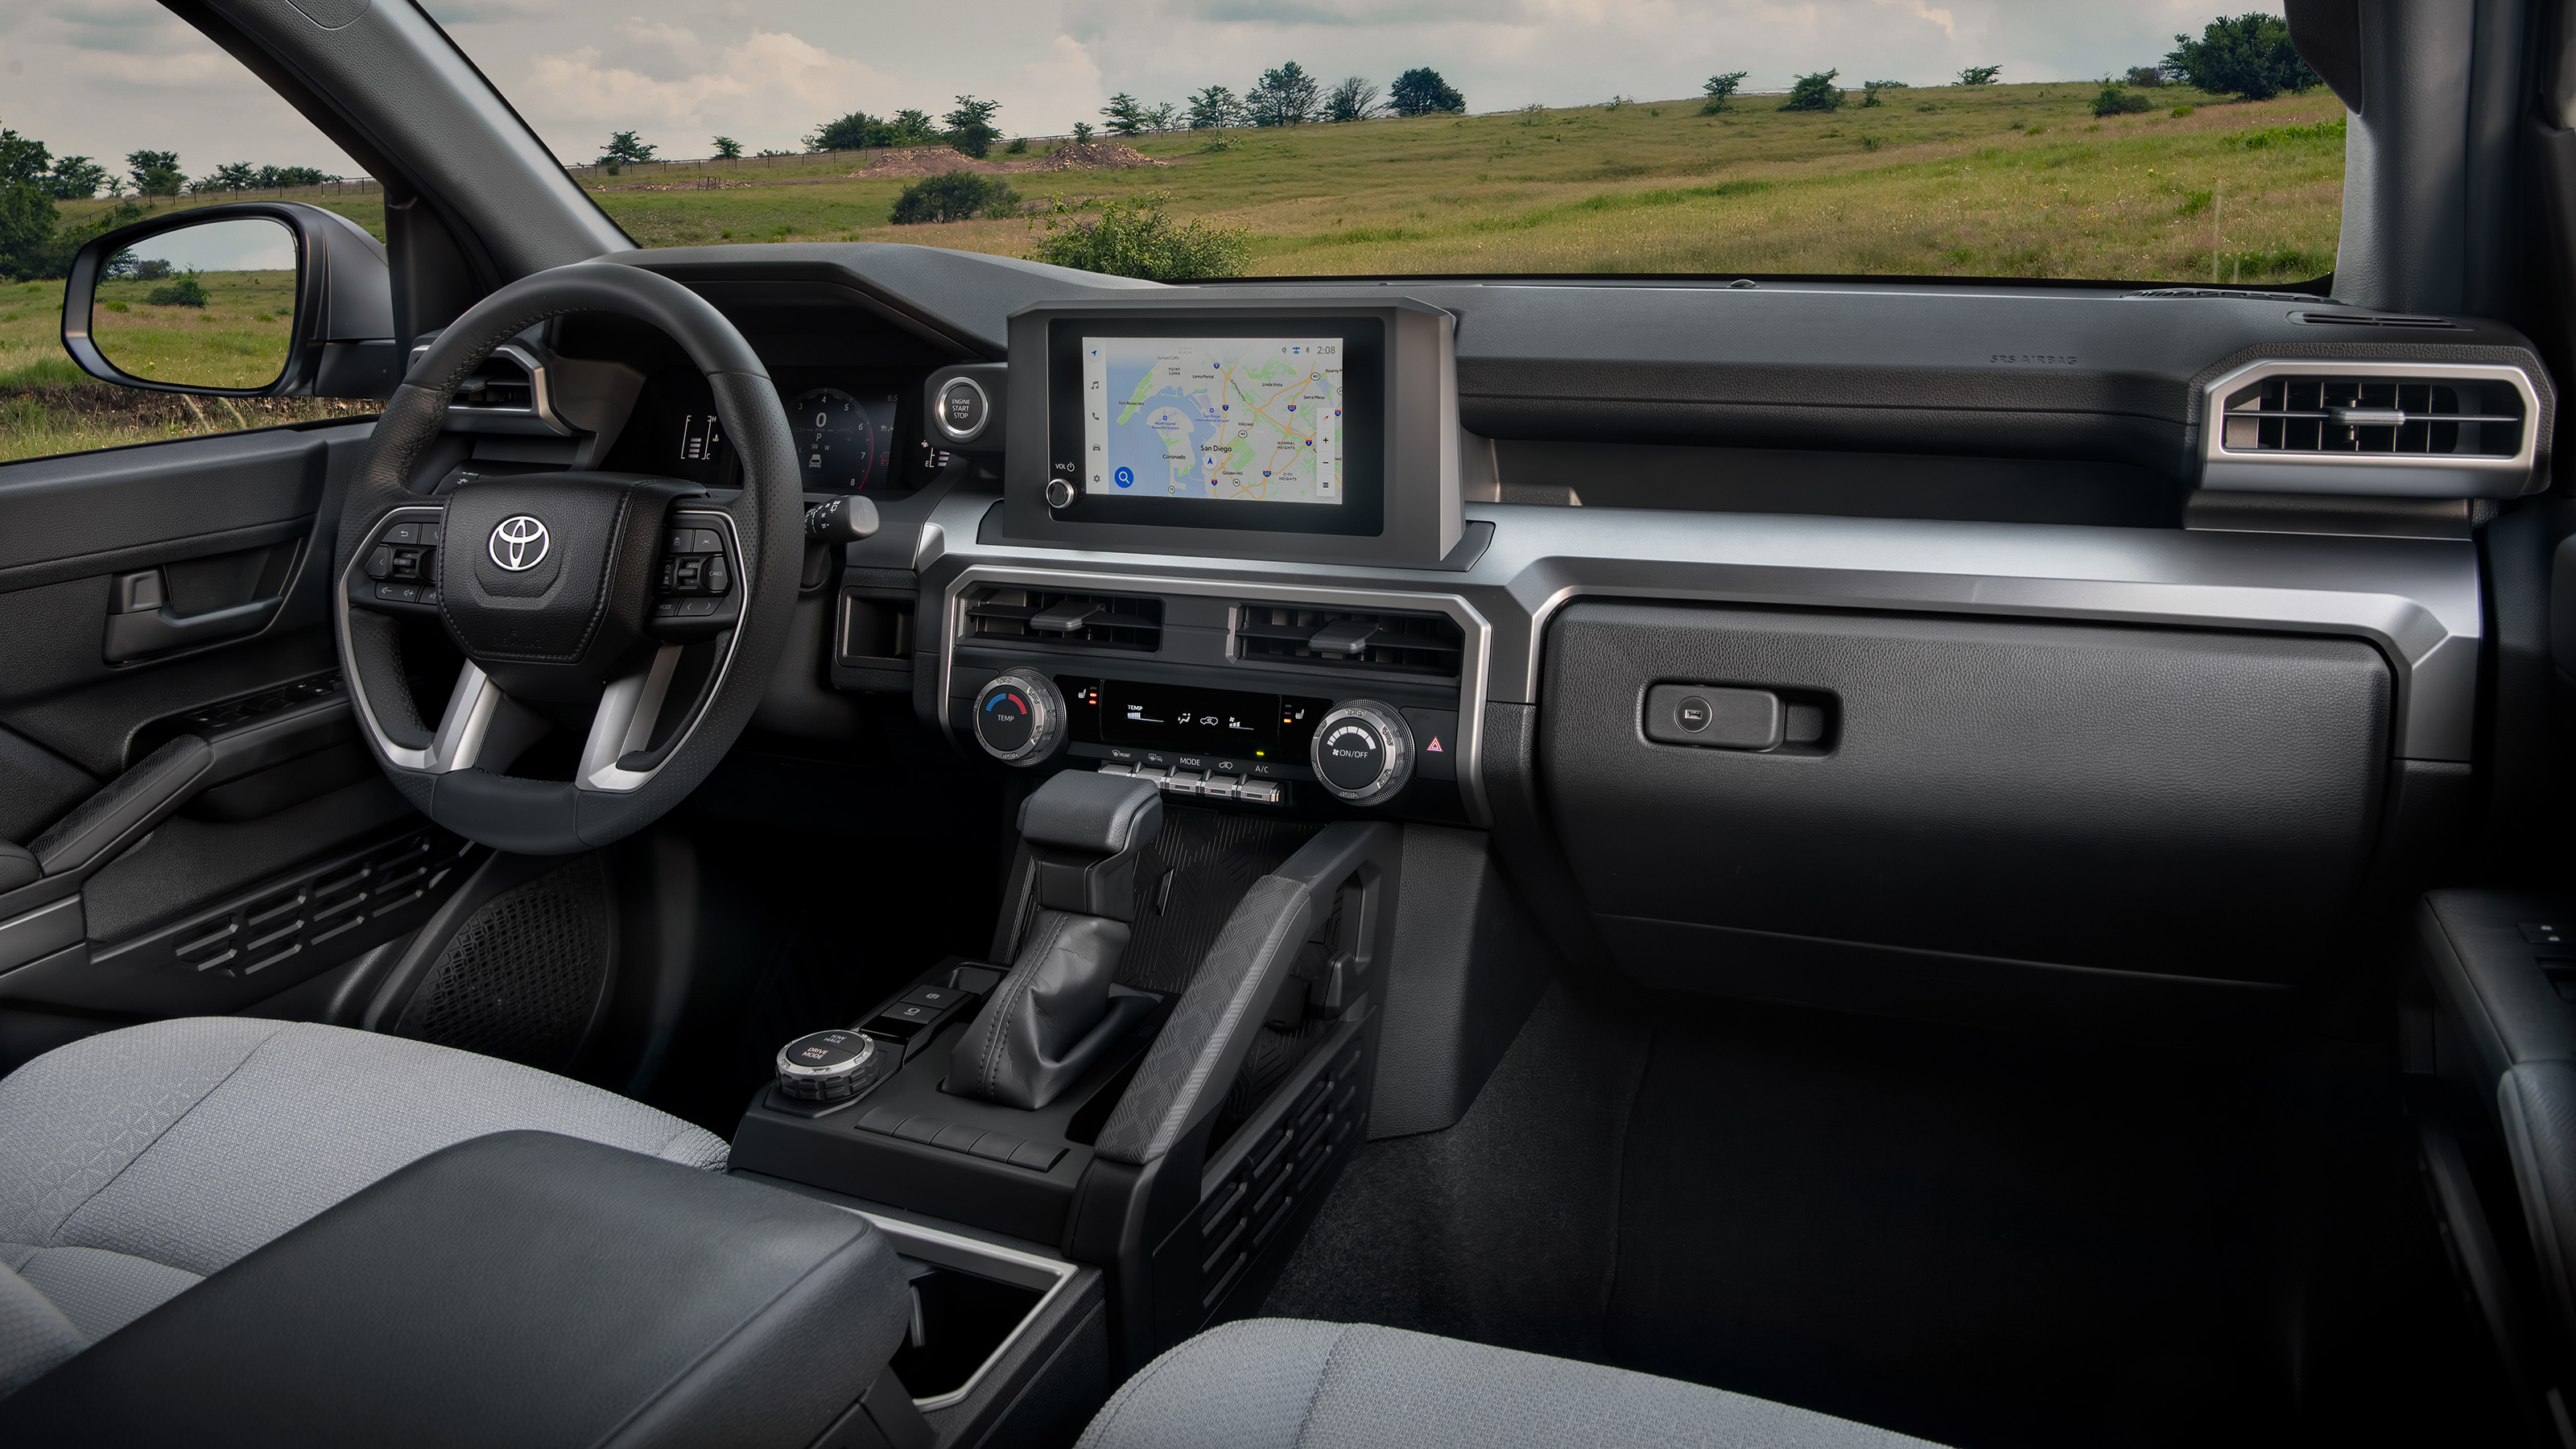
[949,772,1163,1109]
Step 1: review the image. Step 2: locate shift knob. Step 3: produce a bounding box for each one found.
[775,1029,888,1102]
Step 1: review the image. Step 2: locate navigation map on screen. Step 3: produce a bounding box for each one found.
[1081,337,1343,505]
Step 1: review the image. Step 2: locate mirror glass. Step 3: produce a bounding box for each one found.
[89,218,297,390]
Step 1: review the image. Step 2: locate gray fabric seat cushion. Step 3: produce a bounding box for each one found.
[0,1017,728,1395]
[1080,1319,1944,1449]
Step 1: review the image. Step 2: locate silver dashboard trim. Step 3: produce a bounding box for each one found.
[938,564,1495,826]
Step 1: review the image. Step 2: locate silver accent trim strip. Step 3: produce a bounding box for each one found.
[939,564,1494,825]
[406,341,575,436]
[2198,359,2541,497]
[838,1208,1080,1414]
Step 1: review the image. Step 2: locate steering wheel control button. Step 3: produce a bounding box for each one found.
[774,1030,886,1103]
[972,670,1067,766]
[1311,700,1414,805]
[1644,684,1784,750]
[936,378,990,442]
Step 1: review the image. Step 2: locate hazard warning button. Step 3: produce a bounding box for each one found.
[1401,707,1459,782]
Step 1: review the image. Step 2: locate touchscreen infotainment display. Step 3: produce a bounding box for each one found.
[1045,315,1385,539]
[1080,338,1343,506]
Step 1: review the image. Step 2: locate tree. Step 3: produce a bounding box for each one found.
[1247,62,1321,126]
[1146,102,1180,131]
[1026,192,1252,281]
[2124,66,2165,88]
[126,150,184,196]
[46,155,109,199]
[205,161,262,192]
[1072,122,1096,142]
[1699,72,1749,114]
[1325,76,1383,122]
[597,131,656,166]
[1187,85,1245,130]
[1779,69,1843,111]
[0,174,58,283]
[1389,67,1466,117]
[807,112,886,151]
[1102,93,1149,136]
[1956,64,2002,86]
[887,171,1018,224]
[1860,79,1906,107]
[712,135,744,159]
[254,164,332,188]
[944,96,1002,158]
[2164,14,2320,101]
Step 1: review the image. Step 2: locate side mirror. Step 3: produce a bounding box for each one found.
[60,201,399,400]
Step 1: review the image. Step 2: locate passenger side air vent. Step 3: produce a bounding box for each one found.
[1235,603,1464,678]
[2201,361,2541,497]
[964,586,1162,651]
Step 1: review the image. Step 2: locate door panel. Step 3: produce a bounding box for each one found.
[0,420,455,1028]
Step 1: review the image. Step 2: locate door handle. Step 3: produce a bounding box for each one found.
[103,569,283,663]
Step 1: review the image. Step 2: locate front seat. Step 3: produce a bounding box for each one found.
[0,1016,727,1395]
[1080,1318,1942,1449]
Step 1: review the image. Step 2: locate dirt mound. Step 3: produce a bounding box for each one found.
[1026,142,1169,171]
[859,148,998,177]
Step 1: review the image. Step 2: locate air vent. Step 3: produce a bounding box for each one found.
[964,586,1162,651]
[2288,310,2462,329]
[452,352,536,411]
[1235,603,1464,677]
[2201,361,2541,497]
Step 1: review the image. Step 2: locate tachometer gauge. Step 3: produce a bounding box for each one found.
[787,387,876,491]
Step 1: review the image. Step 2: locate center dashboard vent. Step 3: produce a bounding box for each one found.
[964,586,1162,651]
[2202,361,2541,497]
[1235,603,1464,678]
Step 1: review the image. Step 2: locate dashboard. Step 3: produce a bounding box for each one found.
[464,243,2543,998]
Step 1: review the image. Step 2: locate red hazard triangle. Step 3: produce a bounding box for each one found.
[1425,736,1444,753]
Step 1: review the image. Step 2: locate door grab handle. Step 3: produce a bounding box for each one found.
[103,594,283,663]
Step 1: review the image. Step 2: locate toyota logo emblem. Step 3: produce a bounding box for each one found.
[489,515,550,572]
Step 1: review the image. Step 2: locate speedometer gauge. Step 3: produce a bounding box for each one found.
[788,388,876,491]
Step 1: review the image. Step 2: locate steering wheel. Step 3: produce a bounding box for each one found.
[331,263,800,855]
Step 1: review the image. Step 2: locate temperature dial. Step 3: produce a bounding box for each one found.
[973,670,1066,766]
[1311,700,1414,805]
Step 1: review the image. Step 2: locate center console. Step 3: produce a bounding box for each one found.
[737,296,1485,1441]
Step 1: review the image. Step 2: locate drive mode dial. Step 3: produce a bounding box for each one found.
[1311,700,1414,805]
[973,671,1066,766]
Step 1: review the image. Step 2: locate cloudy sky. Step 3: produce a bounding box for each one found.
[3,0,2279,176]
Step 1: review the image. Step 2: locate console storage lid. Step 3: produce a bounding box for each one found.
[6,1130,915,1447]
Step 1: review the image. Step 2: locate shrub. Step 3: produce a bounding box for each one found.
[1779,70,1843,112]
[101,299,128,312]
[1027,192,1252,281]
[1860,80,1907,108]
[1700,71,1748,114]
[2172,105,2196,118]
[1957,65,2002,86]
[2125,66,2165,88]
[147,274,210,307]
[887,172,1019,225]
[1005,136,1029,155]
[2091,83,2154,117]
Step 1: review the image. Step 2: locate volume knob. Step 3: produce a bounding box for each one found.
[1310,700,1413,805]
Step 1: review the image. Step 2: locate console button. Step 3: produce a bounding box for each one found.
[902,985,970,1010]
[1236,780,1283,805]
[939,378,989,440]
[1401,708,1459,782]
[1009,1141,1067,1171]
[1200,775,1242,800]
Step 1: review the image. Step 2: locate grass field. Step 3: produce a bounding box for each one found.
[7,80,2347,462]
[584,81,2347,281]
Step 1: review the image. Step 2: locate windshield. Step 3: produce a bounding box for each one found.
[19,2,2341,286]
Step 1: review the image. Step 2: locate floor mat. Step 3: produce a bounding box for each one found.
[1268,983,2520,1448]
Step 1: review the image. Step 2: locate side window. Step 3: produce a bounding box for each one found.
[2,44,383,465]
